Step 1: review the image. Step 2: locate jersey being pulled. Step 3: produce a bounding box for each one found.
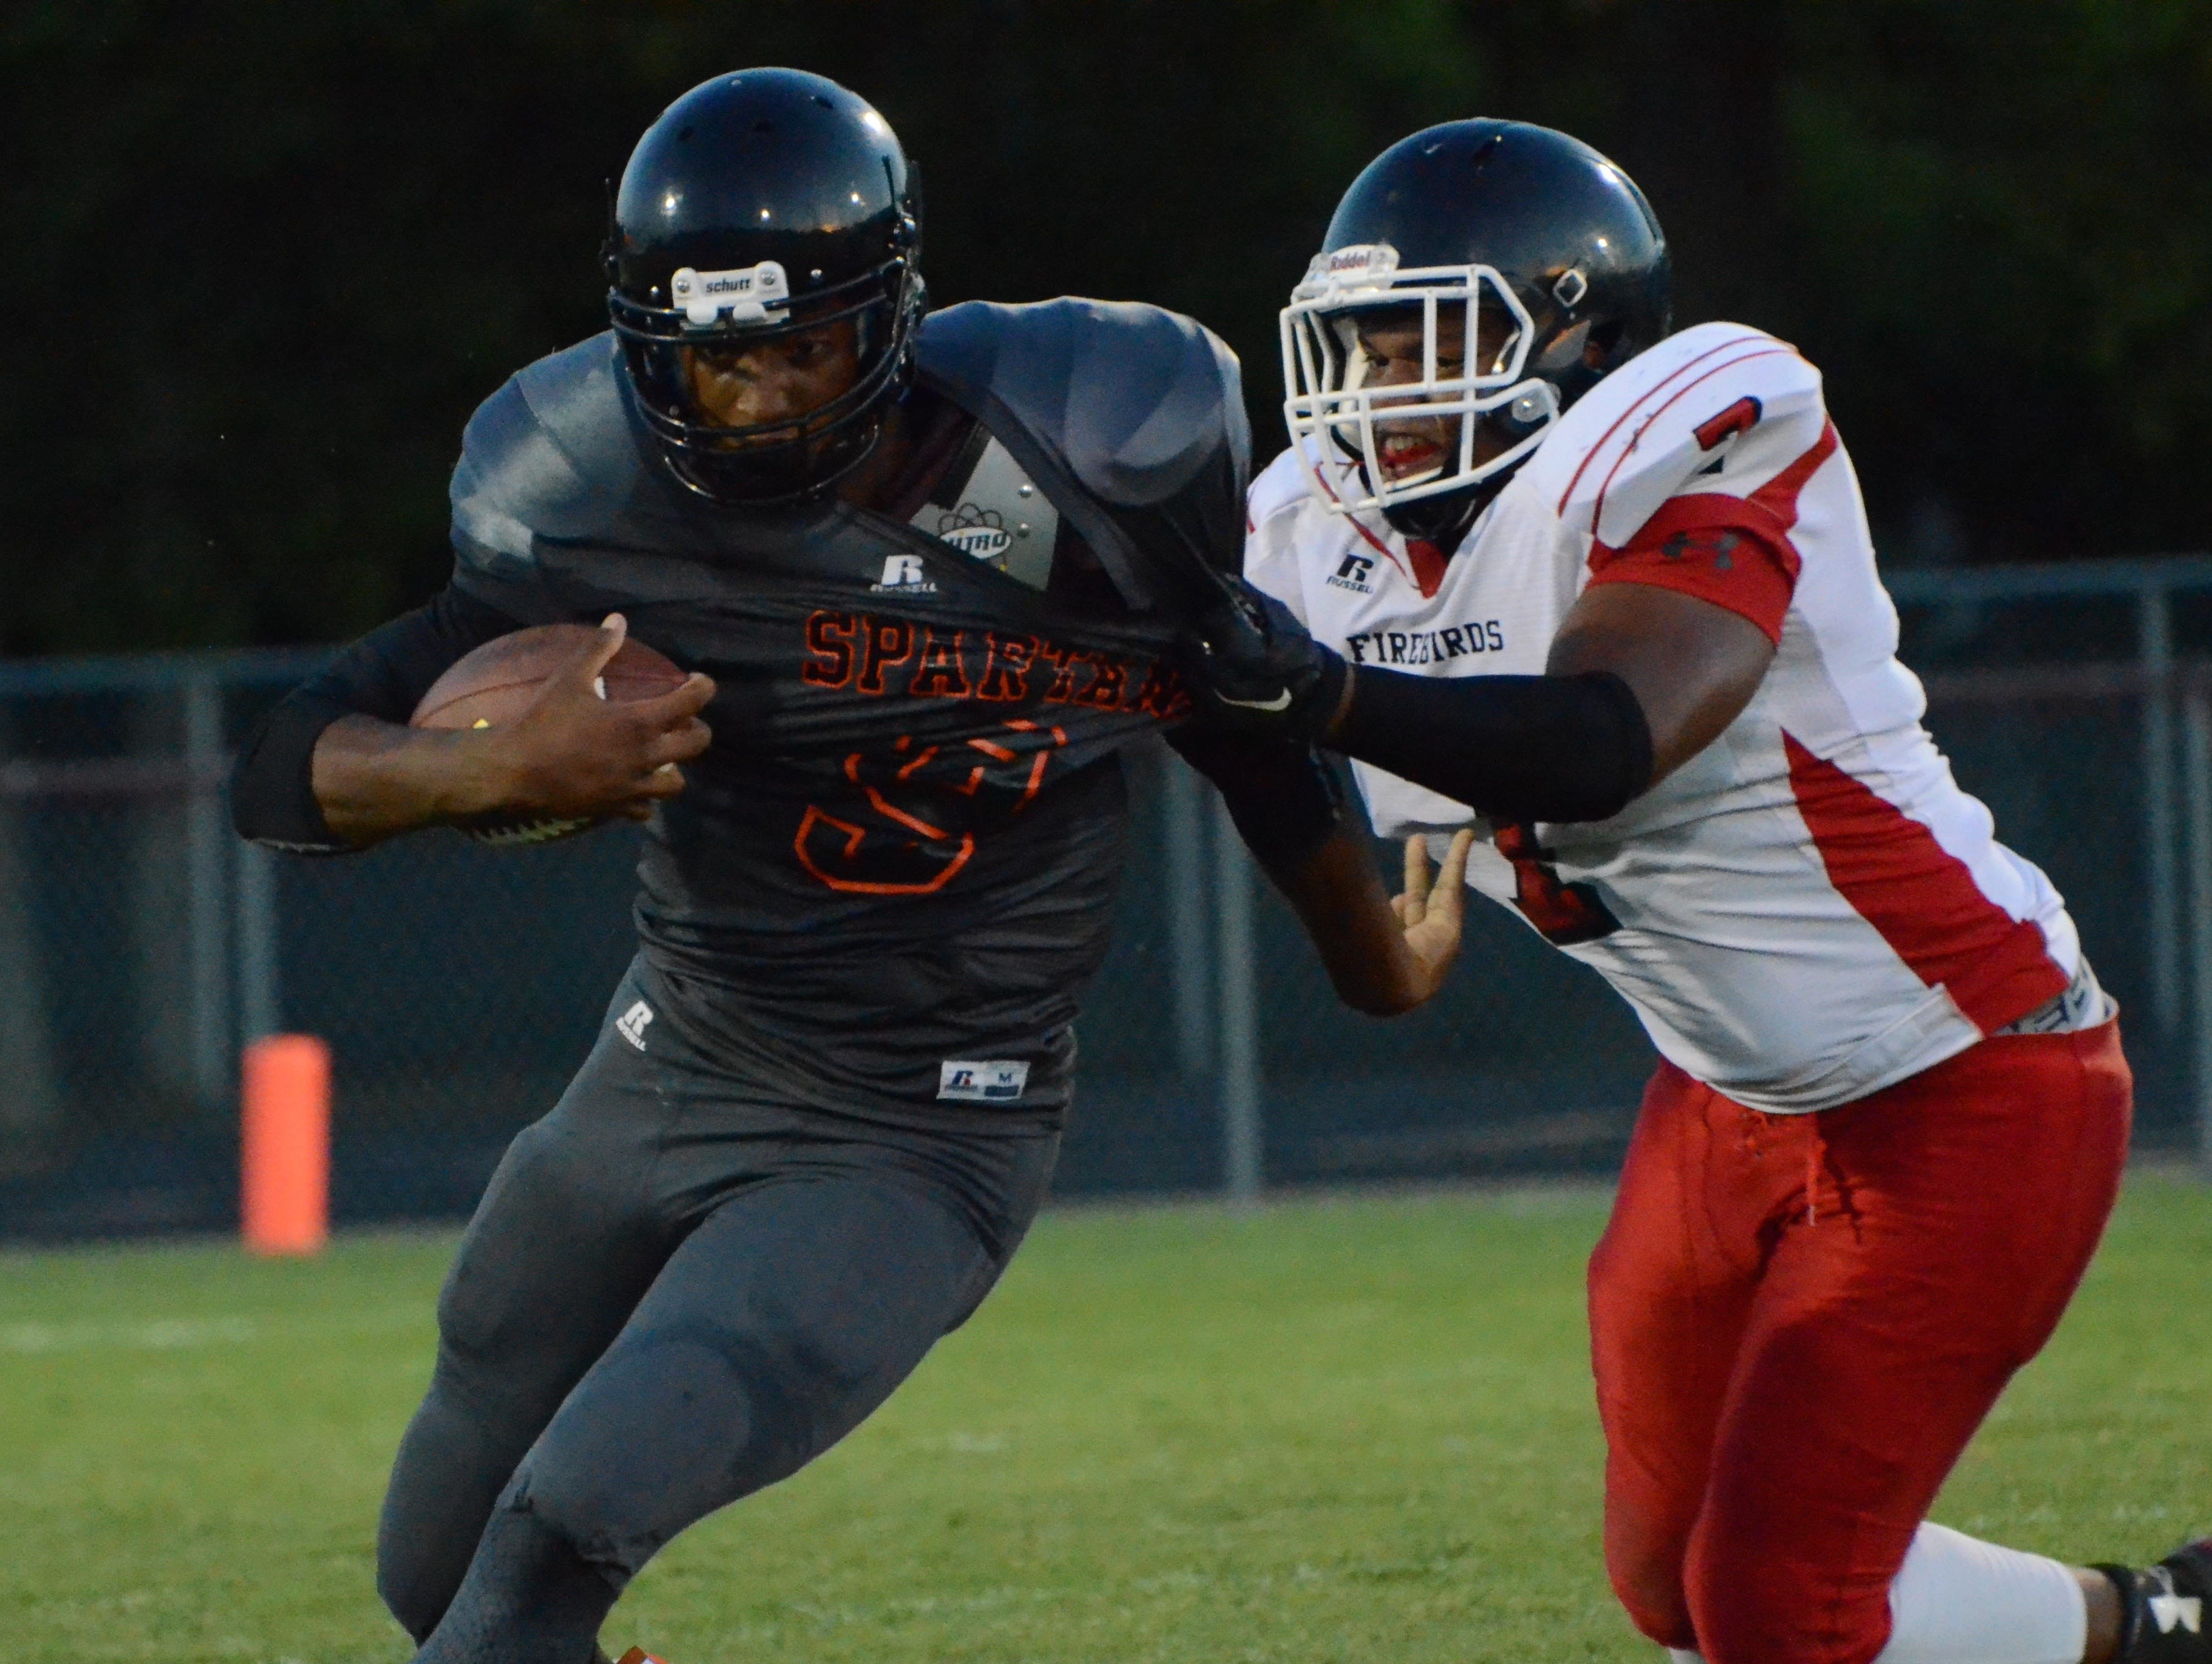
[1246,322,2080,1113]
[448,298,1246,1120]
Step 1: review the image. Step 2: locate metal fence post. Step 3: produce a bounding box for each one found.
[2183,680,2212,1173]
[184,677,232,1104]
[1163,754,1215,1083]
[235,840,281,1046]
[2140,584,2181,1034]
[1211,794,1261,1203]
[0,704,60,1157]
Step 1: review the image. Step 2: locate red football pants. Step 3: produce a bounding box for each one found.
[1587,1022,2131,1664]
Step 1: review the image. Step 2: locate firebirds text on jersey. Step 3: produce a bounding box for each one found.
[1341,619,1507,667]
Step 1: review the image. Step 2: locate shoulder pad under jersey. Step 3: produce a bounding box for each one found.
[449,332,648,605]
[1517,322,1830,552]
[1240,443,1335,627]
[915,299,1251,615]
[1246,443,1315,534]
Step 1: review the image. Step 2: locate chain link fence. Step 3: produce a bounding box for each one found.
[2,559,2210,1239]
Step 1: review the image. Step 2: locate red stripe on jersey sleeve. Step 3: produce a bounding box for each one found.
[1585,493,1803,642]
[1783,733,2068,1034]
[1749,419,1839,531]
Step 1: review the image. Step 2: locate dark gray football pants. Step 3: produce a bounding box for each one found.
[376,960,1059,1655]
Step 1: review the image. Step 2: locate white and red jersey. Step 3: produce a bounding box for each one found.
[1246,321,2091,1113]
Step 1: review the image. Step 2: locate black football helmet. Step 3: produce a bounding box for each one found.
[606,69,924,506]
[1281,120,1670,546]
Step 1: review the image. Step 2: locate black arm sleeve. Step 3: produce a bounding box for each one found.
[1332,665,1654,824]
[1164,728,1348,870]
[230,587,519,852]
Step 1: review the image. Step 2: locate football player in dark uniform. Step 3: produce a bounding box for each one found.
[232,69,1471,1664]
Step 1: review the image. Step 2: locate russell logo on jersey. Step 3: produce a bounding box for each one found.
[1327,552,1377,594]
[938,1060,1029,1102]
[871,554,939,594]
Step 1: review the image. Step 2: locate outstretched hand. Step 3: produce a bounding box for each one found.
[1389,829,1477,1006]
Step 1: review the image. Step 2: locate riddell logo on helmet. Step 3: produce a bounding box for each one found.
[1311,244,1400,284]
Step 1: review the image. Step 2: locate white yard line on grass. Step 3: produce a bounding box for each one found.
[0,1307,425,1354]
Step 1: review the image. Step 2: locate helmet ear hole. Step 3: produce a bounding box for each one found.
[1534,318,1592,374]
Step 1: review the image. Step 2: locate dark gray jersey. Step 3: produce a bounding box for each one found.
[443,299,1247,1120]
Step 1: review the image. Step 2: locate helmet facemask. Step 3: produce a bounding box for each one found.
[1281,244,1568,534]
[611,254,923,506]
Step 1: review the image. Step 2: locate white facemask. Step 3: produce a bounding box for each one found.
[1279,242,1569,520]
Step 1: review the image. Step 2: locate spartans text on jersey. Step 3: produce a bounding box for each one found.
[800,609,1191,715]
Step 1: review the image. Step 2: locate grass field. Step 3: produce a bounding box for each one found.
[2,1175,2208,1664]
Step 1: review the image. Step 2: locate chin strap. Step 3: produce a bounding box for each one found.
[1375,424,1534,556]
[1380,484,1489,556]
[1371,342,1619,555]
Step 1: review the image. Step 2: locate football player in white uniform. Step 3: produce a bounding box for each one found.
[1178,121,2209,1664]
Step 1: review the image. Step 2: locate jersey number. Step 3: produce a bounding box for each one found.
[1494,821,1621,945]
[795,719,1069,895]
[1694,396,1763,451]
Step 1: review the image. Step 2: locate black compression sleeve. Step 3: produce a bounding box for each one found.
[1165,728,1347,869]
[230,587,518,851]
[1332,665,1654,824]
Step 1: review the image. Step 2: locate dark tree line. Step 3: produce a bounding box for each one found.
[5,0,2210,654]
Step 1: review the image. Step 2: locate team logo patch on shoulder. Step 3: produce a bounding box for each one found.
[938,1060,1029,1102]
[871,554,938,594]
[937,504,1013,564]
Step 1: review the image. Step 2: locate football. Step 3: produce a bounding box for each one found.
[411,623,687,732]
[410,624,689,845]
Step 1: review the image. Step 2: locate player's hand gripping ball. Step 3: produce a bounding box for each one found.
[410,619,706,845]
